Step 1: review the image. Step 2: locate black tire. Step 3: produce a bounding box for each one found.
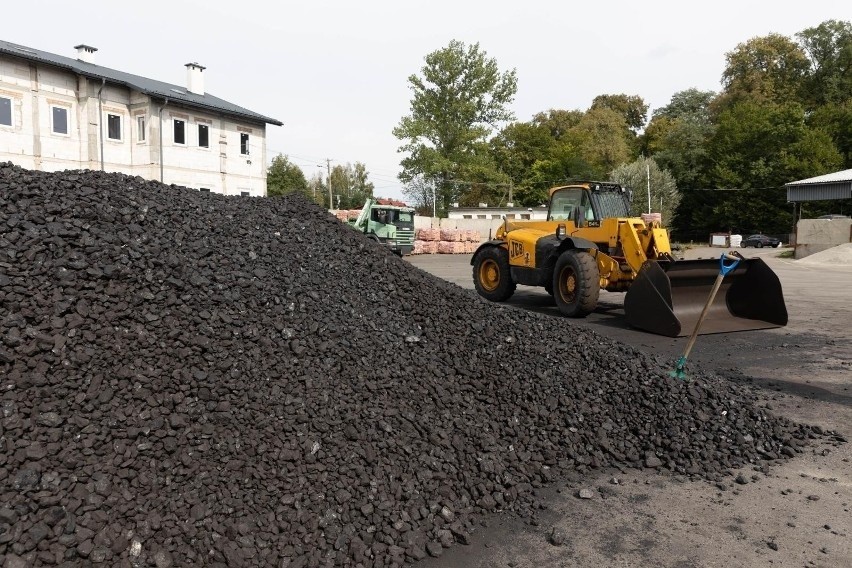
[756,242,763,248]
[472,246,516,302]
[552,250,599,317]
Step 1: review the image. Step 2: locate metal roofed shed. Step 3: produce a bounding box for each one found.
[785,169,852,202]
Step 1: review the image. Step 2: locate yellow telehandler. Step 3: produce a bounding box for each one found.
[471,181,788,337]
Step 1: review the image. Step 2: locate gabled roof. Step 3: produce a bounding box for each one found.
[785,169,852,186]
[0,40,282,127]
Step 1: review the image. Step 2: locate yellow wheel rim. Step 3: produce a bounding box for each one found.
[558,266,577,303]
[479,259,500,292]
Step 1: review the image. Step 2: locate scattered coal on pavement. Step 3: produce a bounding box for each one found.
[0,163,820,567]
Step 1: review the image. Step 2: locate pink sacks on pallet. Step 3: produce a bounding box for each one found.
[416,228,441,241]
[440,228,462,242]
[438,241,467,254]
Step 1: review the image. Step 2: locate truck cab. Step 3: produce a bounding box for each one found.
[351,198,415,256]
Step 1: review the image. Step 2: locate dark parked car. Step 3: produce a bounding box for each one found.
[741,234,781,248]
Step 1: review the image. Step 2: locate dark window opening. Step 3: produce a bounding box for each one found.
[240,133,249,155]
[174,119,185,144]
[52,107,68,134]
[199,188,210,193]
[137,116,146,142]
[107,114,121,140]
[0,97,12,126]
[241,191,250,196]
[198,124,209,148]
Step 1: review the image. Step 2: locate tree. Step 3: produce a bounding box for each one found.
[591,94,648,132]
[703,100,841,235]
[568,107,636,177]
[394,40,518,215]
[266,154,309,198]
[651,88,716,123]
[328,162,376,209]
[402,175,438,216]
[531,109,584,139]
[809,100,852,167]
[611,158,680,227]
[642,89,717,191]
[797,20,852,107]
[719,33,811,108]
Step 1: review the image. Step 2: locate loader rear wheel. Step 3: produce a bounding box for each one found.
[473,247,516,302]
[552,250,599,317]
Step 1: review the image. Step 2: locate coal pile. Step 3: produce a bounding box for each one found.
[0,163,814,567]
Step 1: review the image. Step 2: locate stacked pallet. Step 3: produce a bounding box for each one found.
[413,227,481,254]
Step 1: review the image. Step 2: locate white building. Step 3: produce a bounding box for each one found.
[0,41,281,196]
[447,204,550,221]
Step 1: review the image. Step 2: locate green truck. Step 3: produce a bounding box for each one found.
[349,197,416,256]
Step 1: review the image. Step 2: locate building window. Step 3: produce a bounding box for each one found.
[240,133,249,155]
[107,114,121,140]
[137,116,146,142]
[199,188,210,193]
[173,119,185,145]
[0,96,11,126]
[51,106,69,135]
[198,124,209,148]
[241,191,250,197]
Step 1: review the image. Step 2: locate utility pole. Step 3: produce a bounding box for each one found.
[646,162,651,214]
[326,158,332,209]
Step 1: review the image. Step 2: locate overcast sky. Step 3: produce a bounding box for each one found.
[7,1,848,200]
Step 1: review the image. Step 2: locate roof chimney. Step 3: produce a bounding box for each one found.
[74,44,97,64]
[185,62,206,95]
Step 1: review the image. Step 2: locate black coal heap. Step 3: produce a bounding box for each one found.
[0,163,811,567]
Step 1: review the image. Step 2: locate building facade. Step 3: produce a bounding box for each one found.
[0,41,281,196]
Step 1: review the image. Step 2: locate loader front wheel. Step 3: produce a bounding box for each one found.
[473,247,516,302]
[553,250,599,317]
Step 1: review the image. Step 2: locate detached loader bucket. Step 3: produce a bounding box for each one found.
[624,258,788,337]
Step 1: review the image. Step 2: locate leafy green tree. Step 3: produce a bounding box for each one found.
[719,33,811,108]
[266,154,309,198]
[325,162,376,209]
[306,173,327,207]
[611,158,680,227]
[531,109,584,139]
[797,20,852,107]
[643,89,717,192]
[704,100,841,235]
[591,94,648,132]
[651,88,716,122]
[394,40,518,215]
[809,100,852,167]
[569,107,636,177]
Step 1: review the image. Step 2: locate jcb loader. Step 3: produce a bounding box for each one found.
[471,181,787,337]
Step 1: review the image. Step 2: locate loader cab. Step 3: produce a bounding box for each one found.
[548,187,596,226]
[547,183,631,225]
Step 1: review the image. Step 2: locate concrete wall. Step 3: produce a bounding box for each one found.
[0,54,269,197]
[795,218,852,259]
